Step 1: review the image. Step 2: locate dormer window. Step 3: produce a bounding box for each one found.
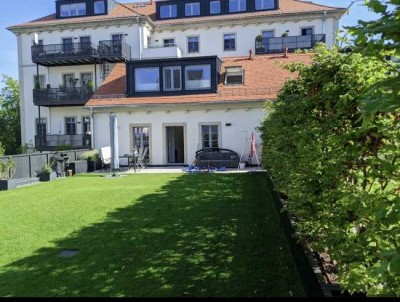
[94,0,106,14]
[255,0,275,10]
[185,2,201,16]
[229,0,246,13]
[224,66,244,85]
[160,4,178,19]
[60,3,87,17]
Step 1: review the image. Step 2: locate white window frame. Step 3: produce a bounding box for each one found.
[163,66,182,91]
[199,123,221,149]
[134,67,160,92]
[160,4,178,19]
[185,64,212,90]
[185,2,201,16]
[229,0,246,13]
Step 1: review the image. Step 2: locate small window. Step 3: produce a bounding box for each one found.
[80,36,91,50]
[63,38,73,53]
[202,125,219,148]
[255,0,275,10]
[302,27,313,36]
[65,117,77,135]
[82,117,91,134]
[188,36,199,53]
[163,66,182,91]
[185,65,211,90]
[63,74,76,89]
[94,0,106,14]
[185,2,200,16]
[224,66,244,85]
[36,118,47,136]
[135,67,160,92]
[160,4,177,19]
[163,38,175,47]
[229,0,246,13]
[262,30,274,39]
[224,34,236,51]
[210,0,221,14]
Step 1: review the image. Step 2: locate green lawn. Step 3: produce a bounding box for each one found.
[0,173,305,297]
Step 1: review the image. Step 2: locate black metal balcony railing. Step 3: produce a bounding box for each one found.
[32,42,99,66]
[35,134,91,151]
[255,34,326,55]
[98,40,131,62]
[33,87,94,107]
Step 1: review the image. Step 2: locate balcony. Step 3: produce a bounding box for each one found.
[255,34,325,55]
[35,134,91,151]
[32,42,99,66]
[98,40,131,62]
[142,44,183,59]
[33,87,94,107]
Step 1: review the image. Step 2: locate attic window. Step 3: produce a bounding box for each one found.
[224,66,244,85]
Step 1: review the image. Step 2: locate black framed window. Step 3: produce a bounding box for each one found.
[255,0,275,10]
[224,34,236,51]
[302,27,313,36]
[34,75,46,89]
[210,0,221,14]
[60,3,86,17]
[135,67,160,92]
[63,38,73,53]
[94,0,106,14]
[163,66,182,91]
[163,38,176,47]
[63,74,75,89]
[160,4,178,19]
[185,2,200,16]
[36,118,47,136]
[188,36,199,53]
[229,0,246,12]
[65,117,77,135]
[80,36,91,51]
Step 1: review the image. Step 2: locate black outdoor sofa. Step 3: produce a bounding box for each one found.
[195,148,240,168]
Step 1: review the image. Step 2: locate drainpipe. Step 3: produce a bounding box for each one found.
[137,16,143,60]
[322,10,327,35]
[90,108,94,150]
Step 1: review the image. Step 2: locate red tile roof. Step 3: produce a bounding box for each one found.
[86,52,313,108]
[8,0,345,30]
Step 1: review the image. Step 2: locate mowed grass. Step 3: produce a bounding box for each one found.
[0,173,305,297]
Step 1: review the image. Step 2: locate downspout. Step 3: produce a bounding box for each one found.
[90,108,95,149]
[137,16,143,60]
[322,10,327,35]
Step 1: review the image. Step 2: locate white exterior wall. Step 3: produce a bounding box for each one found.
[150,17,337,58]
[93,106,265,165]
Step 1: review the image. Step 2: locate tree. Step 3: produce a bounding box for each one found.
[0,75,21,155]
[261,45,400,296]
[345,0,400,116]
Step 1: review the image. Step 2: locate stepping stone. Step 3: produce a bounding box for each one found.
[58,250,79,258]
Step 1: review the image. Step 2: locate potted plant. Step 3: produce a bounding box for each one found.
[86,80,94,92]
[36,163,57,182]
[0,156,17,190]
[255,34,264,53]
[80,149,100,172]
[281,30,289,37]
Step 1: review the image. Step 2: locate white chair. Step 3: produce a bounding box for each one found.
[100,146,111,170]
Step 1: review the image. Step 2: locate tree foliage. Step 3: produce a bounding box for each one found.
[0,75,21,155]
[261,45,400,296]
[345,0,400,116]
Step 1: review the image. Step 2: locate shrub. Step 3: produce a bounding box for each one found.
[80,149,99,162]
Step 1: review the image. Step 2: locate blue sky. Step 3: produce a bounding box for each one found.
[0,0,379,87]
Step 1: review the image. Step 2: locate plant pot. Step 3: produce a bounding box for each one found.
[239,162,246,169]
[0,179,18,191]
[87,161,96,172]
[39,171,57,182]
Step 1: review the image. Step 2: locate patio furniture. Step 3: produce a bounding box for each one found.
[135,147,148,169]
[195,148,240,168]
[100,146,111,170]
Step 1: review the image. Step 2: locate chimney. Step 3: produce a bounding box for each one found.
[249,49,253,60]
[283,47,288,58]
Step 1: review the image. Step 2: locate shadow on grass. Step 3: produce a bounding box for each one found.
[0,173,304,297]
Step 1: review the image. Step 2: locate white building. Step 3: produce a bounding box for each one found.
[8,0,345,166]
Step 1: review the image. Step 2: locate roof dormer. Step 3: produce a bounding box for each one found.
[56,0,114,19]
